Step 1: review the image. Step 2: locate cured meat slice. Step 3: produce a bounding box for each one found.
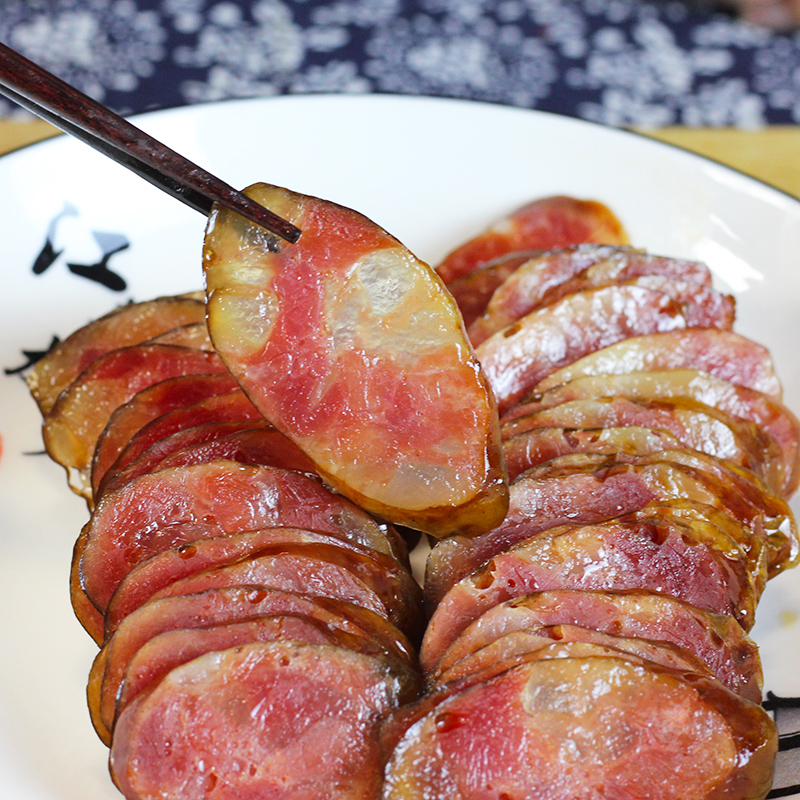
[421,516,757,670]
[111,642,415,800]
[475,284,687,414]
[141,542,421,639]
[203,182,508,537]
[428,589,762,700]
[434,196,628,285]
[508,245,713,314]
[97,391,265,497]
[533,329,782,397]
[382,656,776,800]
[605,451,792,561]
[432,624,715,688]
[470,269,729,346]
[424,451,792,607]
[89,613,364,746]
[582,275,734,328]
[111,617,413,740]
[429,586,748,686]
[99,420,272,492]
[501,396,781,487]
[43,344,227,498]
[146,546,389,618]
[99,423,316,497]
[609,449,797,571]
[26,295,206,414]
[384,642,663,755]
[445,251,543,328]
[93,588,418,742]
[629,500,769,593]
[105,528,422,641]
[505,369,800,496]
[464,244,712,343]
[144,321,213,350]
[91,373,241,494]
[503,425,683,480]
[75,461,407,631]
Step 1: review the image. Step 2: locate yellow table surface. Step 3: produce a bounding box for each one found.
[0,118,798,200]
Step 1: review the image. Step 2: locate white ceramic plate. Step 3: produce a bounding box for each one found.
[0,94,798,799]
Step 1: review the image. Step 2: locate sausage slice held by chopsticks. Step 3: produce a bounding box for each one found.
[203,182,508,537]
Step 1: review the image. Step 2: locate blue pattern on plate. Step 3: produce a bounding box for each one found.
[1,0,799,127]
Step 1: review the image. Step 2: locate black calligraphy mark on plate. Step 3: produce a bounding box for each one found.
[32,238,62,275]
[66,231,129,292]
[31,207,130,291]
[31,203,79,275]
[3,335,60,375]
[764,693,800,798]
[769,785,800,798]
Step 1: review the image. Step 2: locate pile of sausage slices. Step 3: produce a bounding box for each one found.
[26,183,799,800]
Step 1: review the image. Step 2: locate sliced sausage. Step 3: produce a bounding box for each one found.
[27,295,205,414]
[434,197,628,285]
[111,642,416,800]
[475,284,687,413]
[203,182,508,537]
[382,656,776,800]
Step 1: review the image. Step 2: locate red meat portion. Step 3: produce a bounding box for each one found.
[92,373,241,494]
[111,643,415,800]
[383,656,776,800]
[435,197,628,285]
[427,588,762,701]
[75,461,407,630]
[475,284,687,413]
[27,295,206,414]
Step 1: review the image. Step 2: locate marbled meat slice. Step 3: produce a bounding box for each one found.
[96,391,265,498]
[75,461,407,630]
[501,396,782,487]
[43,344,227,498]
[424,451,789,607]
[434,196,628,285]
[89,613,371,746]
[492,245,713,323]
[432,624,715,688]
[203,182,508,537]
[475,284,687,414]
[384,642,663,755]
[428,588,762,701]
[421,516,757,670]
[502,425,683,481]
[505,369,800,497]
[111,616,417,743]
[146,547,389,617]
[533,329,782,397]
[471,269,729,346]
[91,373,241,495]
[99,420,273,494]
[382,656,776,800]
[27,295,206,414]
[105,528,422,641]
[92,587,419,741]
[466,244,713,344]
[98,422,317,498]
[111,642,416,800]
[141,542,419,639]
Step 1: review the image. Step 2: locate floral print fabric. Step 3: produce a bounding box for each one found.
[1,0,799,128]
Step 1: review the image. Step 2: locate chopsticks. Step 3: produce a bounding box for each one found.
[0,41,301,244]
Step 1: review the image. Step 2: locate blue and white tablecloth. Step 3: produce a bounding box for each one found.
[1,0,800,127]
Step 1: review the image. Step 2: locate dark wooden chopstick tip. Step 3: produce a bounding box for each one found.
[272,216,302,244]
[0,41,302,246]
